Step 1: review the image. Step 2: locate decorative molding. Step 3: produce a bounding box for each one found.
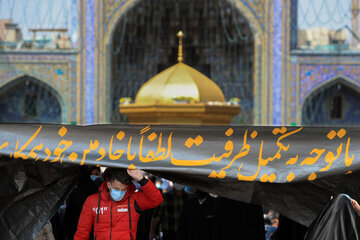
[103,0,129,30]
[238,0,266,30]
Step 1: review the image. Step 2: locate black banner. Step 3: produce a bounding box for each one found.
[1,123,360,227]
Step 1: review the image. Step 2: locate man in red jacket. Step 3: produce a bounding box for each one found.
[74,168,163,240]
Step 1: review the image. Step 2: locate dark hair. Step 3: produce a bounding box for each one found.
[90,166,101,172]
[264,217,272,225]
[103,168,132,185]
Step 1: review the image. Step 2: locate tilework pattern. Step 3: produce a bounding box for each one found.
[103,0,128,30]
[290,59,298,123]
[236,0,266,30]
[299,64,360,102]
[102,0,266,31]
[290,55,360,124]
[272,0,283,125]
[12,1,360,126]
[85,0,95,124]
[71,0,80,48]
[0,52,78,123]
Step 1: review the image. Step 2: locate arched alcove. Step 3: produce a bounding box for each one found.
[108,0,255,124]
[0,75,63,123]
[302,77,360,125]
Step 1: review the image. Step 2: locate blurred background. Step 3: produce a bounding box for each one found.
[0,0,359,126]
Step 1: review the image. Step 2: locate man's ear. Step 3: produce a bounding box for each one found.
[107,181,111,189]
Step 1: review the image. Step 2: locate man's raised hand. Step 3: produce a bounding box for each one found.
[127,168,143,181]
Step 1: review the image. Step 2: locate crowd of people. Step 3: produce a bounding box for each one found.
[34,166,301,240]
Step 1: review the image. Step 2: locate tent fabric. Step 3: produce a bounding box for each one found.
[0,158,79,240]
[304,194,360,240]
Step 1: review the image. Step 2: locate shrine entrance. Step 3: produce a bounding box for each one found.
[109,0,255,124]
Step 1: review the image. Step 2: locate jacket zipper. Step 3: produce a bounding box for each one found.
[110,200,113,240]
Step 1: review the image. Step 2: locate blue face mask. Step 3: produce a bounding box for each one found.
[90,175,99,181]
[110,187,127,201]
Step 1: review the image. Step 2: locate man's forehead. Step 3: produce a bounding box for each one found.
[109,180,128,189]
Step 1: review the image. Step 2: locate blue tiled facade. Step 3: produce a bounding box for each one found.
[1,0,360,126]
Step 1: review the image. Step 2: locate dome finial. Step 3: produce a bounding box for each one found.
[177,31,184,63]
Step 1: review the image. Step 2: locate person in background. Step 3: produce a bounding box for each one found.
[61,166,99,240]
[74,168,163,240]
[161,179,171,192]
[149,183,190,240]
[177,190,218,240]
[265,217,277,240]
[89,166,101,176]
[89,166,103,188]
[136,175,158,240]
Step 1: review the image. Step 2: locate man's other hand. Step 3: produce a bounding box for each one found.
[351,199,360,216]
[127,169,143,181]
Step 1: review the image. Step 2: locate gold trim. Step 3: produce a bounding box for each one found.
[67,61,72,123]
[76,51,81,125]
[297,61,360,65]
[282,0,291,125]
[120,103,240,125]
[296,63,300,124]
[0,60,69,64]
[177,31,184,63]
[286,0,292,125]
[253,41,259,124]
[261,0,269,125]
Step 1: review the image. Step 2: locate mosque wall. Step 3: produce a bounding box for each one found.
[290,53,360,125]
[0,51,79,124]
[79,0,360,127]
[6,0,360,126]
[89,0,294,125]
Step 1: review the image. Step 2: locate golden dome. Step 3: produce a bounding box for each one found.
[135,62,225,105]
[120,31,239,125]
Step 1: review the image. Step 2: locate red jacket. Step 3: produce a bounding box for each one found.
[74,179,163,240]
